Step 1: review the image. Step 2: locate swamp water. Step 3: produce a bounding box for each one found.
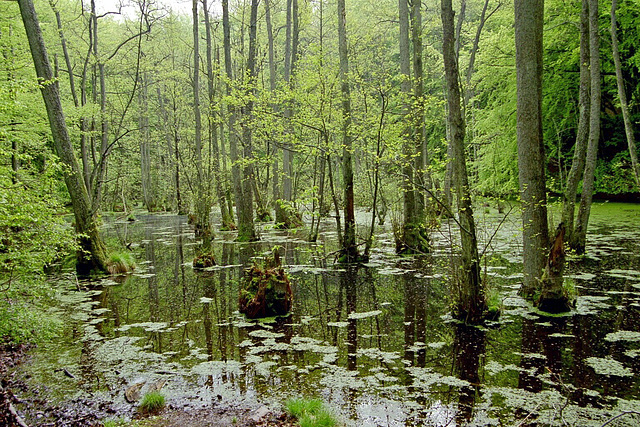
[17,203,640,425]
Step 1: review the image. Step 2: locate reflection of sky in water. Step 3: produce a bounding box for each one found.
[19,203,640,425]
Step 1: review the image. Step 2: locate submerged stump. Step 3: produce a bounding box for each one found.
[239,251,293,319]
[538,222,571,313]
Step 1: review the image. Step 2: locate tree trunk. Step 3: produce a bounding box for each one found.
[18,0,108,275]
[203,0,234,230]
[514,0,549,297]
[573,0,601,254]
[192,0,212,240]
[139,71,155,212]
[398,0,428,254]
[610,0,640,189]
[222,0,245,235]
[441,0,486,322]
[337,0,358,261]
[561,0,590,243]
[538,223,570,312]
[237,0,259,242]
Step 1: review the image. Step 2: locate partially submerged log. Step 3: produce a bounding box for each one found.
[538,222,571,313]
[239,250,292,319]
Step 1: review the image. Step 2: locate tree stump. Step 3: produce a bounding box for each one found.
[538,222,571,313]
[239,251,292,319]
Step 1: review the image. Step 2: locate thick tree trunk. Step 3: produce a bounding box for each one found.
[441,0,486,322]
[610,0,640,189]
[562,0,590,243]
[337,0,358,261]
[573,0,601,254]
[18,0,108,275]
[514,0,549,296]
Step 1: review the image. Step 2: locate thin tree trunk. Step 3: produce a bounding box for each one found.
[139,71,154,211]
[610,0,640,189]
[337,0,358,261]
[442,0,486,322]
[18,0,108,274]
[192,0,211,240]
[399,0,422,253]
[411,0,426,220]
[573,0,601,254]
[203,0,234,230]
[222,0,243,231]
[514,0,549,296]
[562,0,590,242]
[237,0,259,242]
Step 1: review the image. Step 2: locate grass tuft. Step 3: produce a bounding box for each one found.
[107,252,136,274]
[285,398,338,427]
[138,391,165,415]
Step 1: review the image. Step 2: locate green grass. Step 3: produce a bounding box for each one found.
[138,392,165,415]
[285,398,338,427]
[107,252,136,274]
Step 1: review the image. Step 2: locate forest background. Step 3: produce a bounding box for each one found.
[1,0,639,340]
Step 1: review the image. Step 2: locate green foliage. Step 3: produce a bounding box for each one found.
[0,299,61,345]
[138,392,165,415]
[285,398,338,427]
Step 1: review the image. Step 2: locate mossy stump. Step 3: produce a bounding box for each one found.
[239,252,292,319]
[193,253,215,269]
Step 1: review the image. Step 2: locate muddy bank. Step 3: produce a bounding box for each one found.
[1,345,293,427]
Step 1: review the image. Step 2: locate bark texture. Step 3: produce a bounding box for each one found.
[561,0,590,243]
[514,0,549,296]
[441,0,486,322]
[573,0,601,254]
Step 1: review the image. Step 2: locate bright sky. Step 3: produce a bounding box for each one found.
[96,0,216,18]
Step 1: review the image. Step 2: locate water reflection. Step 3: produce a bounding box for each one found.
[20,209,640,426]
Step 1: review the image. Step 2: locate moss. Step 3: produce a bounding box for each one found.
[193,252,215,269]
[138,391,165,415]
[239,251,292,319]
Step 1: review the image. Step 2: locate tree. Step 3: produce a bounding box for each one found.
[17,0,108,275]
[397,0,428,255]
[572,0,601,254]
[561,0,590,244]
[192,0,212,240]
[610,0,640,189]
[337,0,358,261]
[441,0,486,321]
[514,0,549,296]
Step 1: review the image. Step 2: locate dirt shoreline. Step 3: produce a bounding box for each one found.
[0,345,294,427]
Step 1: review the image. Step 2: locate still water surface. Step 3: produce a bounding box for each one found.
[21,203,640,425]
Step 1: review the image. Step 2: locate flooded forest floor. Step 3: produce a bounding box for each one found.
[4,202,640,426]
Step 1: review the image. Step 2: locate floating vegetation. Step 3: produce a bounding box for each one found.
[604,331,640,342]
[585,357,633,377]
[347,310,382,320]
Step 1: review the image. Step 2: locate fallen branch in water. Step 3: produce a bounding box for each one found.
[600,411,640,427]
